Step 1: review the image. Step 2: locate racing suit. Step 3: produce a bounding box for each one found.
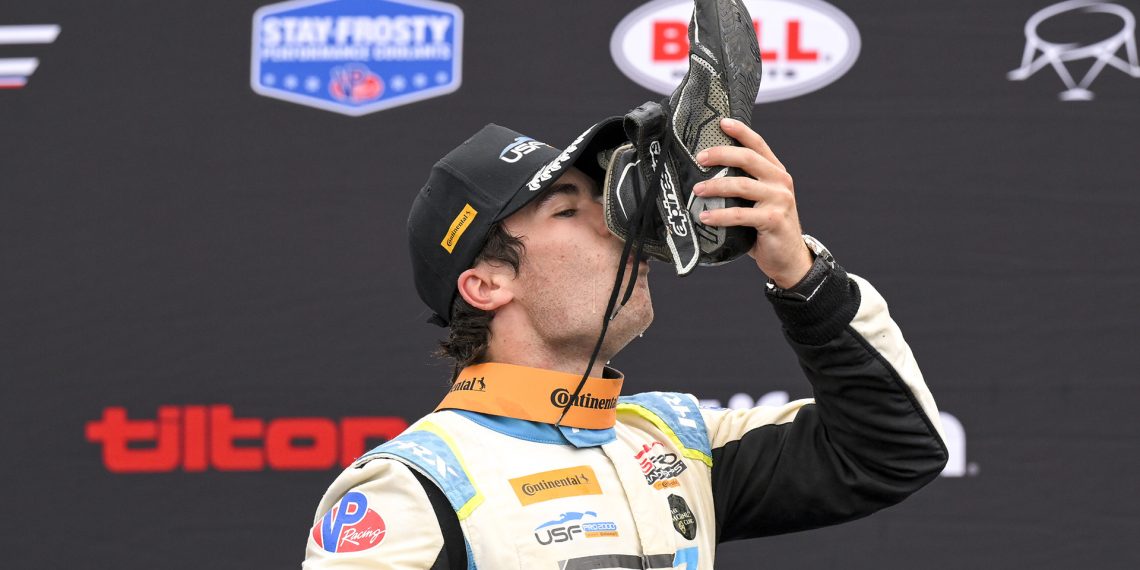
[302,259,948,569]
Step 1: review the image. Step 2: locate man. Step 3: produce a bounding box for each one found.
[304,0,946,567]
[301,117,947,569]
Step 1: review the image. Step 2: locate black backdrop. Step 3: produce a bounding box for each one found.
[3,0,1139,568]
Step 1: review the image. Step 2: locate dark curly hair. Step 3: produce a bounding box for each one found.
[436,222,525,378]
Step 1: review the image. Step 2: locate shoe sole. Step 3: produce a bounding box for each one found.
[717,0,761,126]
[680,0,762,265]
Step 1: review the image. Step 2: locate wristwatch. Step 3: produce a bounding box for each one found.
[764,234,835,302]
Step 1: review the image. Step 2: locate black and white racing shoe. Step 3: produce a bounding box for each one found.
[600,0,763,275]
[666,0,763,267]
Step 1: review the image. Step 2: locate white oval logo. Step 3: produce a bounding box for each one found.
[610,0,861,103]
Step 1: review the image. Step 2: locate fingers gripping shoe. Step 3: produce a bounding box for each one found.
[603,0,762,275]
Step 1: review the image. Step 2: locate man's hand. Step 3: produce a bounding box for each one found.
[691,118,813,288]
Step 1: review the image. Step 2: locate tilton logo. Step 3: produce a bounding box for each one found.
[610,0,860,103]
[85,405,408,472]
[252,0,463,115]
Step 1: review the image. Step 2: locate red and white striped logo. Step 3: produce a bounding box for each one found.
[611,0,860,103]
[0,25,61,89]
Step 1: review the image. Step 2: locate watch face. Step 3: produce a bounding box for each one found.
[802,234,833,262]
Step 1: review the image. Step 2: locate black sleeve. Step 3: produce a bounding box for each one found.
[711,263,949,542]
[408,467,467,570]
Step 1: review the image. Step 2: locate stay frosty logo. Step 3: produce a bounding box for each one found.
[251,0,463,116]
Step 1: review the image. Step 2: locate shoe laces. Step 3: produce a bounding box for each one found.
[555,133,671,426]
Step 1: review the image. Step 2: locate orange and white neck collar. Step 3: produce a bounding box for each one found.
[435,362,624,430]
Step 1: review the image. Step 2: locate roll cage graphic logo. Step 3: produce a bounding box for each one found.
[1007,0,1140,100]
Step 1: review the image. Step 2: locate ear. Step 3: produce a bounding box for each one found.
[456,265,514,312]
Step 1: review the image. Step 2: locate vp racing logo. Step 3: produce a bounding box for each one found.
[1008,0,1140,100]
[0,25,61,89]
[610,0,860,103]
[312,491,388,553]
[252,0,463,116]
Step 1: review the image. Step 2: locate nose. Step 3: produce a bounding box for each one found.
[585,198,614,240]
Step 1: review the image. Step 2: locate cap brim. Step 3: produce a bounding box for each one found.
[494,117,627,222]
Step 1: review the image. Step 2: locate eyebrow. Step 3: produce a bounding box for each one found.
[533,182,582,210]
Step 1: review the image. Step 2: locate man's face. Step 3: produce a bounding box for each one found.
[500,167,653,358]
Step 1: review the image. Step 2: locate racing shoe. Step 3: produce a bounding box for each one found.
[666,0,762,267]
[601,0,762,276]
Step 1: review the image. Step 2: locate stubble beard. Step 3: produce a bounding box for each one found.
[525,267,653,370]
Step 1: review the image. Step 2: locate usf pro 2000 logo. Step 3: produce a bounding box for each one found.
[533,511,619,545]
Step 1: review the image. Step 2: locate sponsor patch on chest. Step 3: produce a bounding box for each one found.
[510,465,603,506]
[668,494,697,540]
[635,441,687,489]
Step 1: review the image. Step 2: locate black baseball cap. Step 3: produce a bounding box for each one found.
[408,118,627,326]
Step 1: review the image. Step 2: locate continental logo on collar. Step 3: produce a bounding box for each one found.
[510,465,602,506]
[449,376,485,393]
[440,203,477,253]
[550,389,617,410]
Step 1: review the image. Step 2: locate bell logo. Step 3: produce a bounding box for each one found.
[85,405,408,473]
[611,0,861,103]
[650,19,818,63]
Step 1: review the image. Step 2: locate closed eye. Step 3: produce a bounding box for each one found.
[554,208,577,218]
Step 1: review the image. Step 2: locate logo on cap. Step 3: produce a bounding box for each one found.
[441,203,477,253]
[500,136,550,163]
[526,127,591,191]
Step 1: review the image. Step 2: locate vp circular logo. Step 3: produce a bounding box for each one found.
[610,0,861,103]
[311,491,387,553]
